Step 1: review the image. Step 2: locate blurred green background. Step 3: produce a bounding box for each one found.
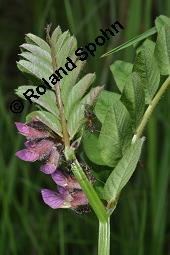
[0,0,170,254]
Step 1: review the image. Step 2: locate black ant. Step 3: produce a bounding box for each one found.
[73,204,91,214]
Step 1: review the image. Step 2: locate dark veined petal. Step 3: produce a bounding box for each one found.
[30,139,54,160]
[52,170,81,189]
[15,122,49,139]
[15,149,39,162]
[41,189,71,209]
[51,170,67,186]
[40,147,60,174]
[16,140,54,162]
[40,163,56,174]
[58,186,70,196]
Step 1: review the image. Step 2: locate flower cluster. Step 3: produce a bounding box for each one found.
[15,120,88,210]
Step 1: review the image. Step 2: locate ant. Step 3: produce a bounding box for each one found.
[84,104,99,134]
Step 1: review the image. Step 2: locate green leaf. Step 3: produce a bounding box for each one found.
[99,101,131,167]
[83,131,106,165]
[55,31,70,53]
[110,60,133,92]
[67,86,103,139]
[104,138,144,202]
[19,52,52,70]
[61,60,85,106]
[155,15,170,32]
[20,43,51,64]
[121,72,145,128]
[57,36,77,66]
[51,26,62,45]
[65,73,96,118]
[26,111,62,136]
[155,24,170,75]
[15,86,59,116]
[17,60,51,80]
[25,33,51,53]
[101,27,157,57]
[17,26,103,142]
[133,39,160,103]
[95,91,120,123]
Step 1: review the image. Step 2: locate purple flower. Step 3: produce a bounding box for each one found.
[41,187,88,209]
[15,120,60,172]
[41,188,72,209]
[40,147,60,174]
[16,139,55,162]
[15,122,49,140]
[15,120,90,211]
[52,170,81,189]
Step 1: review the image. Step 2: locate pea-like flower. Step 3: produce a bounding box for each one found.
[51,169,81,189]
[15,120,89,211]
[41,170,88,209]
[15,120,60,174]
[41,187,88,209]
[15,121,50,140]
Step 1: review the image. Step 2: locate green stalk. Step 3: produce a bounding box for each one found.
[71,159,110,254]
[98,218,110,255]
[132,75,170,142]
[71,159,108,223]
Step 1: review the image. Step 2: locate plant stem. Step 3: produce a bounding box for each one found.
[98,217,110,255]
[132,75,170,143]
[71,158,108,223]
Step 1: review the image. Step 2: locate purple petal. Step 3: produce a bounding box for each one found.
[15,122,49,139]
[58,186,70,196]
[31,140,54,160]
[41,189,70,209]
[52,170,67,187]
[15,122,29,133]
[52,171,81,189]
[48,147,60,166]
[40,163,56,174]
[15,149,39,162]
[71,191,88,208]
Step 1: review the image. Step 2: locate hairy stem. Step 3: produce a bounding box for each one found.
[46,26,70,147]
[98,218,110,255]
[71,158,108,223]
[132,75,170,143]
